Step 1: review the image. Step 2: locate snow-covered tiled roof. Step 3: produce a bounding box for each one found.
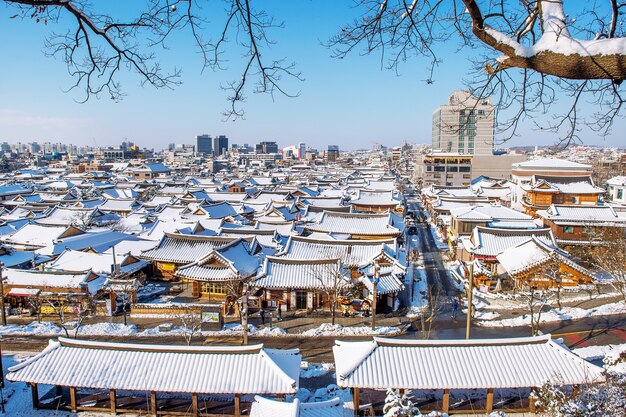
[465,227,556,257]
[537,204,626,226]
[7,338,300,394]
[254,257,350,290]
[280,236,396,267]
[304,211,401,237]
[4,268,103,294]
[334,335,604,390]
[139,232,236,264]
[251,396,343,417]
[175,239,259,281]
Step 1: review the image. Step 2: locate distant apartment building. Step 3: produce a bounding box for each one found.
[256,141,279,154]
[416,153,473,187]
[213,135,229,157]
[196,134,212,155]
[327,145,339,162]
[432,90,495,156]
[298,142,306,160]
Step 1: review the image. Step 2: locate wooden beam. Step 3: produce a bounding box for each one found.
[110,389,117,415]
[234,394,241,417]
[150,391,157,416]
[30,383,39,409]
[352,388,360,416]
[529,388,537,412]
[486,388,494,412]
[192,393,198,417]
[442,389,450,413]
[572,384,580,398]
[276,393,284,401]
[69,386,78,412]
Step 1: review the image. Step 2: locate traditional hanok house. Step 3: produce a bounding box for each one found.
[255,202,306,224]
[0,185,33,202]
[250,396,343,417]
[139,232,237,279]
[459,226,557,267]
[520,175,605,217]
[496,236,595,289]
[0,244,48,268]
[334,336,604,415]
[37,230,141,258]
[175,239,260,302]
[131,163,172,180]
[220,225,286,255]
[448,204,537,253]
[606,175,626,207]
[253,257,351,311]
[349,190,402,214]
[1,224,85,251]
[97,198,142,216]
[356,248,406,311]
[470,177,515,206]
[2,268,104,315]
[536,204,626,249]
[297,196,350,213]
[303,211,402,240]
[7,338,301,417]
[47,248,149,279]
[35,206,120,228]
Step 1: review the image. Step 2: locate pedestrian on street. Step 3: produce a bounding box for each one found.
[451,298,459,319]
[276,306,282,321]
[259,308,266,325]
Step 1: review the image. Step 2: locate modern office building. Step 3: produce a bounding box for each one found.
[298,142,306,160]
[213,135,229,157]
[432,90,495,156]
[196,134,212,155]
[327,145,339,162]
[256,141,279,154]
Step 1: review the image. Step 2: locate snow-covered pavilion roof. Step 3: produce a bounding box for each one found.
[7,338,300,395]
[334,335,604,390]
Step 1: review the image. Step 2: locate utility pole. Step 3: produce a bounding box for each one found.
[0,263,6,326]
[371,262,379,331]
[242,281,249,345]
[466,261,474,340]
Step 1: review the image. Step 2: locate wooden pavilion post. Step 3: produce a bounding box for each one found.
[234,393,241,417]
[352,388,360,415]
[110,389,117,414]
[30,383,39,409]
[442,389,450,413]
[150,391,157,416]
[486,388,494,412]
[529,388,537,413]
[191,393,199,417]
[69,386,78,412]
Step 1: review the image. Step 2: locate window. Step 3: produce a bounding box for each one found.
[434,166,445,172]
[447,166,458,172]
[572,196,580,204]
[618,189,624,199]
[563,226,574,234]
[459,166,471,172]
[426,166,432,172]
[200,282,227,295]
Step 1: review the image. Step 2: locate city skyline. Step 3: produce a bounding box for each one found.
[2,3,626,150]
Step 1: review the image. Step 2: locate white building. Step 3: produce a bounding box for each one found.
[607,175,626,206]
[432,90,495,156]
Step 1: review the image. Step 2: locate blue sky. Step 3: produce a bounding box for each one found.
[0,2,624,150]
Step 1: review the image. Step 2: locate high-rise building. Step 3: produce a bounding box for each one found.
[327,145,339,162]
[196,134,212,155]
[213,135,229,157]
[432,90,495,156]
[298,142,306,160]
[256,141,279,154]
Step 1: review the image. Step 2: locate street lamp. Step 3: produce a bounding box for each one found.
[0,262,6,326]
[242,281,249,346]
[371,262,380,331]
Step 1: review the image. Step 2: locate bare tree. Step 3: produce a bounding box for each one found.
[415,286,443,339]
[175,306,202,346]
[47,295,92,338]
[26,293,42,322]
[307,259,349,325]
[8,0,626,138]
[107,278,138,325]
[587,227,626,302]
[521,286,553,336]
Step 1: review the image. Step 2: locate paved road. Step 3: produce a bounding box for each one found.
[4,313,626,362]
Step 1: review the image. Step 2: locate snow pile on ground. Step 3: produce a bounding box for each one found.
[472,310,500,320]
[604,343,626,375]
[0,321,63,336]
[573,342,626,361]
[294,384,353,416]
[406,267,429,318]
[222,323,287,336]
[478,301,626,327]
[301,323,400,337]
[300,362,334,378]
[77,322,138,337]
